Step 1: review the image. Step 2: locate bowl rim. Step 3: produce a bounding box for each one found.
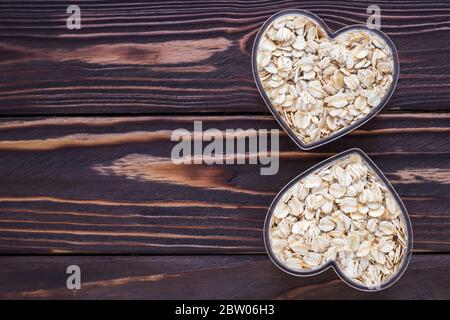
[251,9,400,150]
[263,148,413,291]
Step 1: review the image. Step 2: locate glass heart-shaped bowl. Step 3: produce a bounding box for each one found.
[252,10,400,150]
[263,149,413,291]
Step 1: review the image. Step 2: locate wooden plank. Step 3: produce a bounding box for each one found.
[0,113,449,254]
[0,254,448,299]
[0,1,449,114]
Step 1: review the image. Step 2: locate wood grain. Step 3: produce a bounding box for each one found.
[0,254,449,299]
[0,113,449,254]
[0,1,449,114]
[0,1,449,300]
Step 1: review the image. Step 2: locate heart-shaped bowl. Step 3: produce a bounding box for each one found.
[252,10,399,150]
[264,149,413,291]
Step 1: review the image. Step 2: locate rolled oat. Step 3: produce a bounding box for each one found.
[269,153,408,288]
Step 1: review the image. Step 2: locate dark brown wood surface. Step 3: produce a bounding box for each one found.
[0,0,449,299]
[0,1,450,114]
[0,114,449,254]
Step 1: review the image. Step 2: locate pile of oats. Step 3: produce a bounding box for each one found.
[256,15,394,145]
[269,154,408,288]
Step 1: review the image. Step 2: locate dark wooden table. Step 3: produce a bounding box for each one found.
[0,1,449,299]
